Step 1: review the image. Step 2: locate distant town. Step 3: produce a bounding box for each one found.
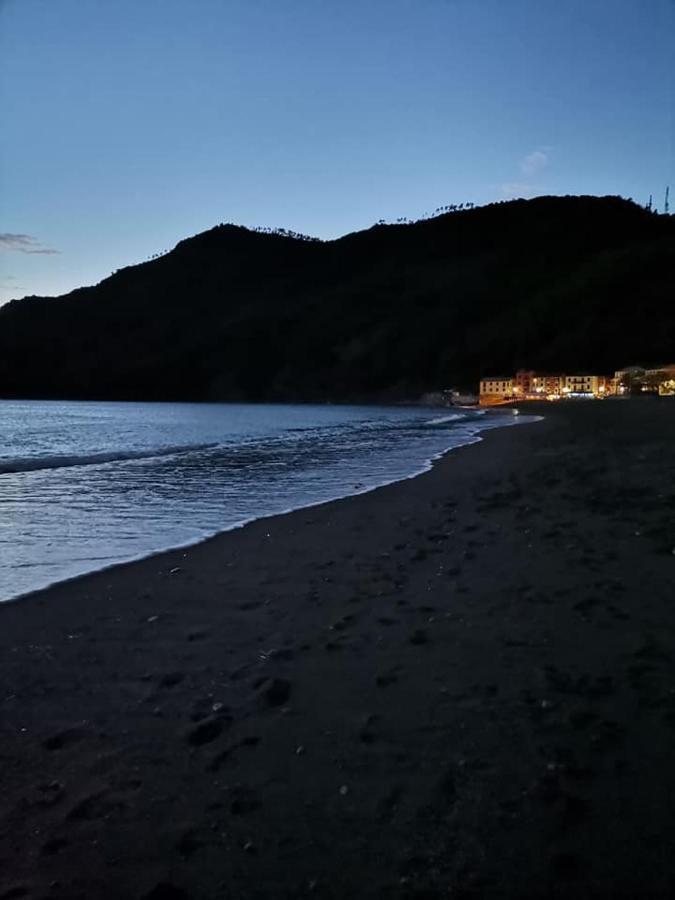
[478,364,675,406]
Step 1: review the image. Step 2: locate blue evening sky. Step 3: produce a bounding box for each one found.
[1,0,673,304]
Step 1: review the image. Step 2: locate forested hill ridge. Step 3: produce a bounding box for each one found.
[1,195,674,403]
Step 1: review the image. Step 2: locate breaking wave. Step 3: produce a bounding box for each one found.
[0,443,218,475]
[424,413,466,426]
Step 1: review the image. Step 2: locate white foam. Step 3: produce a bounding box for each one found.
[0,442,218,475]
[1,411,542,603]
[424,413,465,425]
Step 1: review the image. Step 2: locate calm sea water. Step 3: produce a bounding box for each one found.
[0,400,533,601]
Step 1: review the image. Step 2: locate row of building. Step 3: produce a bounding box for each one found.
[479,365,675,405]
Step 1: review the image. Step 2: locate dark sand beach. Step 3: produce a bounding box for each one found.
[2,399,675,900]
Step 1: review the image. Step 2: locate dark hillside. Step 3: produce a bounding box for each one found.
[1,196,673,401]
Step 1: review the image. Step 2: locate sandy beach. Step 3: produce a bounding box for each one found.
[2,398,675,899]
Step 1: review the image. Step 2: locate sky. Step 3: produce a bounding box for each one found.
[1,0,674,304]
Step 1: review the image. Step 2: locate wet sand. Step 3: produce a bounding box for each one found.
[2,399,675,899]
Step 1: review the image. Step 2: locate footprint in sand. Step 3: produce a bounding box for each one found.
[141,883,191,900]
[175,828,205,859]
[376,672,399,687]
[43,727,86,751]
[66,789,126,822]
[41,836,69,856]
[548,851,587,882]
[255,676,292,707]
[409,628,429,645]
[186,715,230,747]
[159,671,185,688]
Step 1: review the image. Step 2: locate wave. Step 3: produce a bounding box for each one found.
[424,412,466,426]
[0,443,219,475]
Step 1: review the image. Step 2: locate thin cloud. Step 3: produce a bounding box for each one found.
[500,147,553,198]
[0,233,59,255]
[500,182,537,199]
[521,149,550,178]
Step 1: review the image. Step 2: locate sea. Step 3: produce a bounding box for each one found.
[0,400,535,601]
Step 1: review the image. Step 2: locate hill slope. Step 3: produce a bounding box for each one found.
[1,196,674,402]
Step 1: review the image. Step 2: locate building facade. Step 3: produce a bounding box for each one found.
[514,369,536,395]
[479,370,613,401]
[532,374,565,397]
[644,365,675,395]
[611,366,645,395]
[479,376,514,405]
[564,374,607,396]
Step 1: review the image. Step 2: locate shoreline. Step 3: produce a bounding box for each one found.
[1,406,535,606]
[3,399,675,898]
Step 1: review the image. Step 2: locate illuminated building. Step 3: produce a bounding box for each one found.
[514,369,536,395]
[532,374,565,397]
[479,376,514,405]
[479,371,611,402]
[564,374,608,396]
